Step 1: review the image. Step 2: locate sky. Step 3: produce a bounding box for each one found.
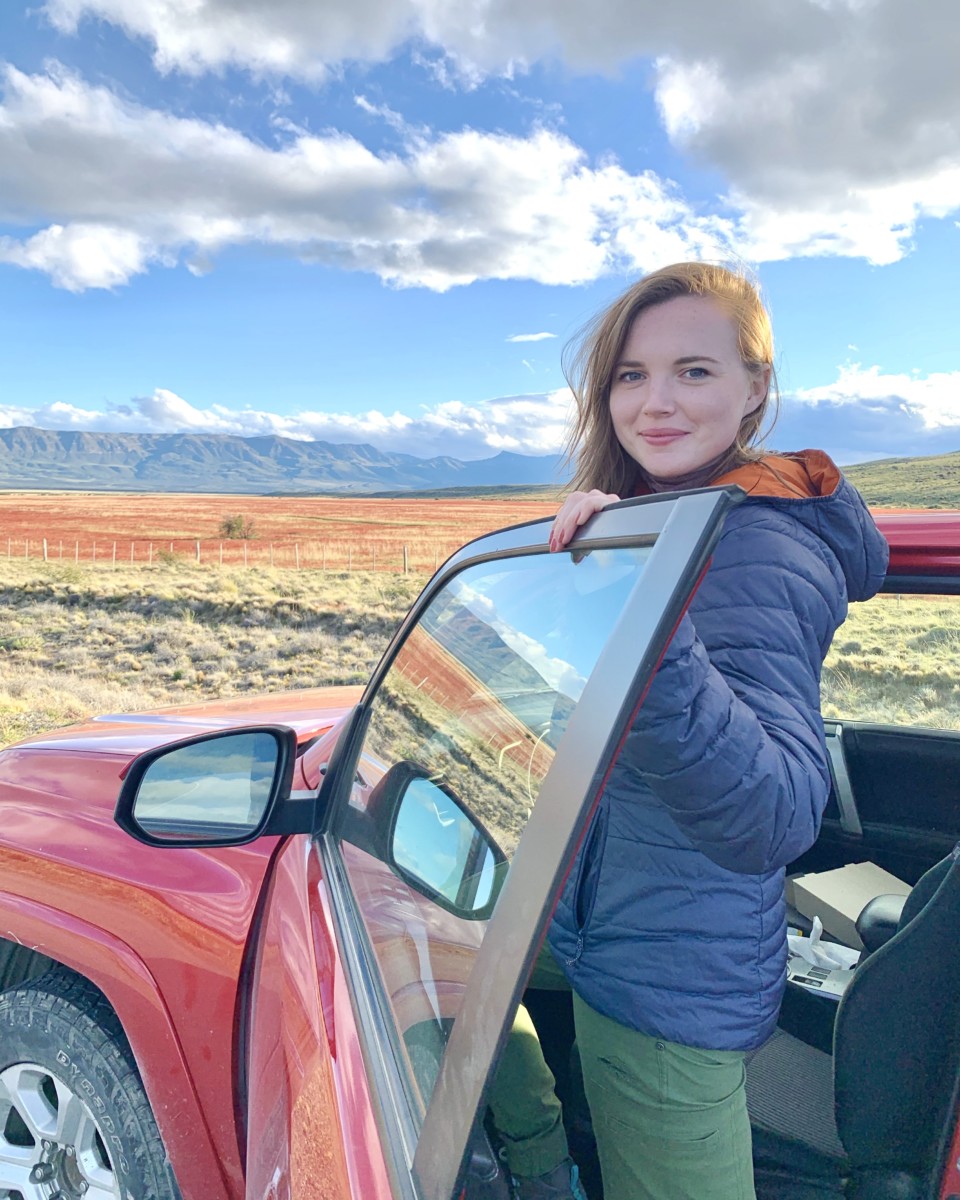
[1,0,959,468]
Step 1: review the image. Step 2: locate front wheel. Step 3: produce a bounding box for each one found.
[0,970,181,1200]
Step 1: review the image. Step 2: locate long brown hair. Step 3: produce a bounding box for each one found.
[563,262,780,494]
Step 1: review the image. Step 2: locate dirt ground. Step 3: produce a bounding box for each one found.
[0,491,559,573]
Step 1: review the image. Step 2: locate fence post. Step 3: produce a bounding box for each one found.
[295,544,300,570]
[130,542,135,563]
[42,538,48,562]
[75,540,79,563]
[59,540,63,560]
[243,543,248,568]
[403,545,409,574]
[148,543,153,564]
[196,540,201,564]
[112,541,117,567]
[92,541,97,563]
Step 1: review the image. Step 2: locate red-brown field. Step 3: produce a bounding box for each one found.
[0,491,560,573]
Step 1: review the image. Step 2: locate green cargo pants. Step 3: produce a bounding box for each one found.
[489,947,756,1199]
[488,949,573,1177]
[572,994,756,1200]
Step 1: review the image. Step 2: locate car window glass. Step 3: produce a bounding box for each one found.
[822,591,960,731]
[335,545,651,1111]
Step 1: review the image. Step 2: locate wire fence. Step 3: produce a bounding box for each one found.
[2,536,456,574]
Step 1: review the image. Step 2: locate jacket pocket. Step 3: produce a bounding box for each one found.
[573,803,609,935]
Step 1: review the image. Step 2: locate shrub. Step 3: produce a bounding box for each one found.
[218,514,256,540]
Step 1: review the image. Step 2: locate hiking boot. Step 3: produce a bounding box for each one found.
[510,1158,587,1200]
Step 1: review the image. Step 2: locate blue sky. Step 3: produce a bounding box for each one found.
[1,0,958,467]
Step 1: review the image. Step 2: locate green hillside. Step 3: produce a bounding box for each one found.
[844,450,960,508]
[357,450,960,508]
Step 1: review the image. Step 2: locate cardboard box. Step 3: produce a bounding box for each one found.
[784,872,805,908]
[791,862,911,949]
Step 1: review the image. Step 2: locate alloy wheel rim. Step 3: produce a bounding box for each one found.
[0,1062,120,1199]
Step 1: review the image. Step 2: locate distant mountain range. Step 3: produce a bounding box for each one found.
[2,427,957,505]
[0,427,568,493]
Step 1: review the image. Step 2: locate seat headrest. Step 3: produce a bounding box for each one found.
[899,847,958,929]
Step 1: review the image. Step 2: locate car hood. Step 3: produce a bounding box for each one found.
[7,685,365,759]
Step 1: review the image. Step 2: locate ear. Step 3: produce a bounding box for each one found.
[745,364,771,415]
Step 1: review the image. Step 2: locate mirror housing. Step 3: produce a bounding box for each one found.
[115,725,298,847]
[376,762,507,920]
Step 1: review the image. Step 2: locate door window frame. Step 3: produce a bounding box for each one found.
[315,486,743,1200]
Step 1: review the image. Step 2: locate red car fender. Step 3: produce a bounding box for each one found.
[244,836,394,1200]
[0,890,234,1200]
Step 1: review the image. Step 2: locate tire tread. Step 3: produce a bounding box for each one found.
[0,967,182,1200]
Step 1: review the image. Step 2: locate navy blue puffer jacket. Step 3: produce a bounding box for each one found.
[548,451,890,1051]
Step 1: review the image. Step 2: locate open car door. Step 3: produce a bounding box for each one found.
[241,486,744,1200]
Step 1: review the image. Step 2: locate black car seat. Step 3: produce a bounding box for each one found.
[746,847,960,1200]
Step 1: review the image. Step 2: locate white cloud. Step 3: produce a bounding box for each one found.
[506,332,557,343]
[767,363,960,464]
[450,579,586,697]
[0,63,735,292]
[6,363,960,467]
[44,0,417,78]
[0,386,577,460]
[0,223,155,292]
[39,0,960,267]
[795,363,960,430]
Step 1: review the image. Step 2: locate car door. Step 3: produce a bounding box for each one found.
[791,568,960,888]
[241,486,743,1200]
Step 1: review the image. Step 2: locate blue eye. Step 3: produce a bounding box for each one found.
[685,367,709,379]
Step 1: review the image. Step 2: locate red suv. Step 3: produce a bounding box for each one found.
[0,489,957,1200]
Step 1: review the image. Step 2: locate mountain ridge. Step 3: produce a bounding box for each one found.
[0,427,567,493]
[1,427,957,506]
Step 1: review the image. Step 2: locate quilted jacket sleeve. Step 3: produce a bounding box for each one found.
[617,509,843,875]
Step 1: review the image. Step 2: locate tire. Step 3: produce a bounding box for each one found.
[0,970,181,1200]
[0,944,55,996]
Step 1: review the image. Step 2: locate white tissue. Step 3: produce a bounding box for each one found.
[787,916,861,971]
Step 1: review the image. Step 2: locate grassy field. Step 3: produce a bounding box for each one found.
[0,491,558,572]
[822,592,960,730]
[2,557,958,750]
[0,559,427,747]
[844,450,960,509]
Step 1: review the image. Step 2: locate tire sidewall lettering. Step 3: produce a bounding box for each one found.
[52,1047,131,1173]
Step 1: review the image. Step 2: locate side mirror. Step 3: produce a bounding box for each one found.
[115,726,298,847]
[383,763,507,920]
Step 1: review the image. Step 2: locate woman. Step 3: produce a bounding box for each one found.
[499,262,889,1200]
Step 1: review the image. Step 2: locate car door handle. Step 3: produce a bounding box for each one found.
[824,722,863,838]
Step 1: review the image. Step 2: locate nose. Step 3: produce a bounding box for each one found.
[641,375,676,415]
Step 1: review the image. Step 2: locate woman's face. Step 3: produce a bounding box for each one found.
[608,295,770,480]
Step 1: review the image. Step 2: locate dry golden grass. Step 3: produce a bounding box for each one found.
[0,559,427,747]
[2,560,957,750]
[822,592,960,730]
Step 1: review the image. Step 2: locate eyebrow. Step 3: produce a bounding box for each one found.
[617,355,724,367]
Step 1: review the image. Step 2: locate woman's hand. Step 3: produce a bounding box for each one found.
[549,490,621,552]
